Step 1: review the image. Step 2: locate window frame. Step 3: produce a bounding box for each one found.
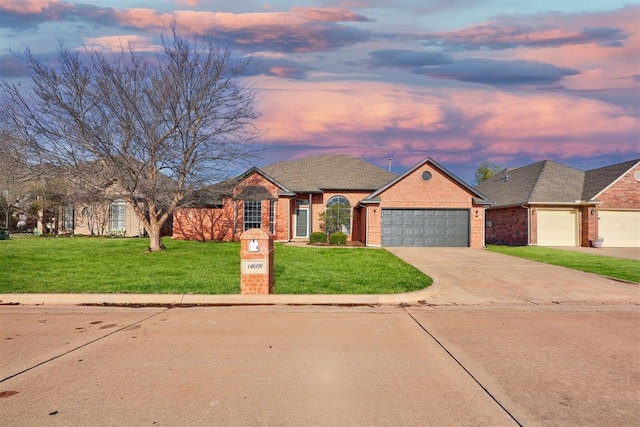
[62,205,74,231]
[243,200,262,231]
[325,195,352,235]
[110,200,126,232]
[269,200,276,234]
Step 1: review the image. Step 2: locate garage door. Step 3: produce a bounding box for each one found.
[382,209,469,247]
[599,210,640,247]
[537,209,578,246]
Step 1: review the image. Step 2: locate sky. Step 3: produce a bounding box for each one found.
[1,0,638,184]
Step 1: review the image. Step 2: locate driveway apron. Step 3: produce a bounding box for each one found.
[385,247,639,305]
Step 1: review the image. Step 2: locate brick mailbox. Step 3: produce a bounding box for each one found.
[240,228,274,294]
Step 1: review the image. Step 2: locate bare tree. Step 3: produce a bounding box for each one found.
[0,130,38,229]
[1,28,258,251]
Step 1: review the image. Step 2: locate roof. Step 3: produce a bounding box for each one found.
[237,186,278,201]
[476,158,640,208]
[583,159,640,200]
[260,154,397,193]
[363,157,492,205]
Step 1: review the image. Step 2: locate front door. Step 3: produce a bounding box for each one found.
[295,208,309,238]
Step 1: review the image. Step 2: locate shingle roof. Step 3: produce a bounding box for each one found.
[583,159,639,200]
[260,154,397,192]
[476,158,639,208]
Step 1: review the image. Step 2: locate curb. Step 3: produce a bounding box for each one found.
[0,279,440,307]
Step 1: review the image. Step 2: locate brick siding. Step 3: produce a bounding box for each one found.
[596,164,640,209]
[485,207,528,246]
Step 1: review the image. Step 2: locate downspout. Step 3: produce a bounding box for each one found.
[287,198,291,241]
[233,201,238,240]
[526,206,531,245]
[308,193,312,237]
[365,206,369,246]
[482,208,486,248]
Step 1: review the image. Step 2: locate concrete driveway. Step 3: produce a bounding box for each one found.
[386,247,639,305]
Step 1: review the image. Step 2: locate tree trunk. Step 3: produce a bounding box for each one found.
[147,225,165,252]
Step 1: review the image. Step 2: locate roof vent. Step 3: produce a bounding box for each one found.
[504,169,509,182]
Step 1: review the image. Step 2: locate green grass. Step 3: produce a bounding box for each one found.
[487,245,640,283]
[0,236,431,294]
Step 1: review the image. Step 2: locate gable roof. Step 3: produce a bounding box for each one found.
[583,159,640,200]
[260,154,397,193]
[476,158,640,208]
[363,157,492,205]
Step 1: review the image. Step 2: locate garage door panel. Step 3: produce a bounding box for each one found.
[599,211,640,247]
[382,209,469,247]
[537,209,578,246]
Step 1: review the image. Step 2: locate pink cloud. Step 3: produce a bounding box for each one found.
[290,7,369,22]
[253,76,638,169]
[82,35,160,53]
[0,0,62,14]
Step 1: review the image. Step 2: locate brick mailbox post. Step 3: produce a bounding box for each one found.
[240,228,274,294]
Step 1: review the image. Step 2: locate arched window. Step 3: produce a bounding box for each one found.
[324,195,351,234]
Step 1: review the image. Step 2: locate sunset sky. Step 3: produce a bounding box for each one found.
[1,0,638,183]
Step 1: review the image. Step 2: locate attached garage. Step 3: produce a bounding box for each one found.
[537,209,578,246]
[382,209,469,247]
[598,210,640,247]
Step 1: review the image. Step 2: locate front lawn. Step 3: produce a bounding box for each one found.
[0,237,432,294]
[487,245,640,283]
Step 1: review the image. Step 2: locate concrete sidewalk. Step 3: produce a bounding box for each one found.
[0,282,440,307]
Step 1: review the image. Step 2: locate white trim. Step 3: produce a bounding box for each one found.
[592,160,640,199]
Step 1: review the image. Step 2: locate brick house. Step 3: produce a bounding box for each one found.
[173,154,492,247]
[476,159,640,247]
[58,180,149,237]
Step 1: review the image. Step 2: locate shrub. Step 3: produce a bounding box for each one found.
[309,231,327,244]
[329,232,347,245]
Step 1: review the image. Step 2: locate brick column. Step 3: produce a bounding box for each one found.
[240,228,274,294]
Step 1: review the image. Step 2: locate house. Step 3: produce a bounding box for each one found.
[476,159,640,247]
[58,180,148,237]
[173,154,492,247]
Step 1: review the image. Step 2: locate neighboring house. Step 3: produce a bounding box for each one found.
[58,181,148,237]
[173,154,492,247]
[476,159,640,248]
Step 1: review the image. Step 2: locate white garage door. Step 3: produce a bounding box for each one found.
[537,209,578,246]
[599,210,640,247]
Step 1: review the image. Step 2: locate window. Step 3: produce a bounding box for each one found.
[110,200,126,231]
[324,195,351,234]
[269,201,276,234]
[62,206,74,231]
[244,201,262,230]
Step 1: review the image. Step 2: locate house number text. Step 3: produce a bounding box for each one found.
[242,259,267,274]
